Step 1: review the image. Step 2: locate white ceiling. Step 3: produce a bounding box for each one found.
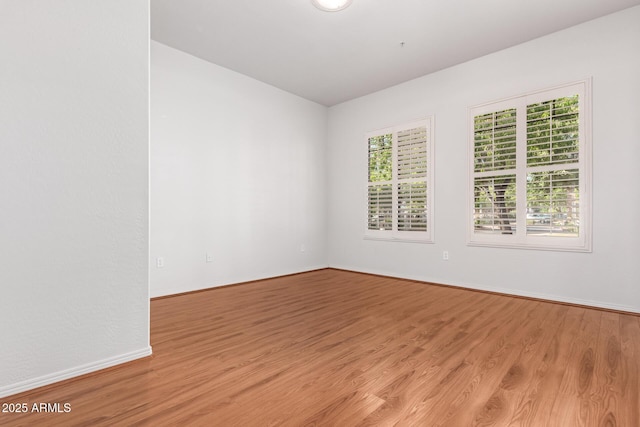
[151,0,640,106]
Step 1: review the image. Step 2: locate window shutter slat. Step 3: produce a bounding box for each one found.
[526,169,580,237]
[526,95,580,167]
[368,134,393,182]
[368,184,393,231]
[473,175,516,235]
[474,109,517,173]
[398,182,427,231]
[397,126,428,180]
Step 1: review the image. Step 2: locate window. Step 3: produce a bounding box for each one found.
[468,80,591,251]
[366,117,434,242]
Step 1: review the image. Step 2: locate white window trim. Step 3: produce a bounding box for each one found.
[467,79,592,252]
[365,117,435,243]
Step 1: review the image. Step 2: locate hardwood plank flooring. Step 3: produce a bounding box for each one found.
[1,269,639,426]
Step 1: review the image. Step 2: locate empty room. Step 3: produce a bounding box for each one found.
[1,0,640,425]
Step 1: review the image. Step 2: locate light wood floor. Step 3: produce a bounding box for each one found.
[2,269,639,426]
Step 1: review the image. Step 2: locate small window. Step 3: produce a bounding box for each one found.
[468,80,591,251]
[366,117,434,242]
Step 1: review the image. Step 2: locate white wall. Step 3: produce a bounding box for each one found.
[0,1,150,398]
[151,42,328,297]
[327,7,640,313]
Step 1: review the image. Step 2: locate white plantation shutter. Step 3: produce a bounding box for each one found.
[473,108,518,236]
[398,182,427,231]
[526,96,579,167]
[397,127,428,179]
[468,80,591,251]
[473,175,516,235]
[366,118,434,242]
[474,109,517,173]
[397,126,428,232]
[525,95,581,238]
[368,132,393,231]
[526,170,580,236]
[368,184,392,231]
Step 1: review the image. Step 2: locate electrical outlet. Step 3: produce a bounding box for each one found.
[156,257,164,268]
[442,251,449,261]
[300,244,306,253]
[206,253,213,263]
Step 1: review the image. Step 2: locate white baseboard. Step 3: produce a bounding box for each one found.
[329,264,640,314]
[0,346,152,399]
[152,264,331,298]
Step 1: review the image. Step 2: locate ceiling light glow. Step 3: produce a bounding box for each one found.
[311,0,353,12]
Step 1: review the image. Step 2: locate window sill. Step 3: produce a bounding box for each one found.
[364,235,434,244]
[466,240,591,253]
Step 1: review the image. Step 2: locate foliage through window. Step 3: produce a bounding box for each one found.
[366,118,434,242]
[469,81,591,251]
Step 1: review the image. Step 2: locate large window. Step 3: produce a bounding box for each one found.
[468,80,591,251]
[366,118,434,242]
